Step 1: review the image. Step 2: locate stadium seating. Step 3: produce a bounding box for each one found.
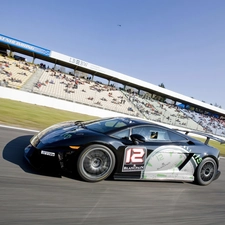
[0,55,36,89]
[121,90,203,131]
[181,109,225,135]
[32,70,141,117]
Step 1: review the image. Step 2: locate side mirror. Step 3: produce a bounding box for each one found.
[130,134,146,145]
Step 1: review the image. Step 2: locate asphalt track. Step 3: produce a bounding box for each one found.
[0,126,225,225]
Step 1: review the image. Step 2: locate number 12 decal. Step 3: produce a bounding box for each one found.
[125,148,145,163]
[123,147,147,172]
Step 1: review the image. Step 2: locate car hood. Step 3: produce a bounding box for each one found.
[31,121,100,147]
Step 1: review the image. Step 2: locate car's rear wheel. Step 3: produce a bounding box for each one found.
[195,157,217,186]
[77,144,115,182]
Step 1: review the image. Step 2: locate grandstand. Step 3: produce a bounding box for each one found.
[32,69,140,117]
[0,54,37,88]
[0,33,225,136]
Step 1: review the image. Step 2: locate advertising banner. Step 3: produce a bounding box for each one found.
[0,34,50,56]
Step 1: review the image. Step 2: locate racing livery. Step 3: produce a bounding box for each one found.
[24,117,222,185]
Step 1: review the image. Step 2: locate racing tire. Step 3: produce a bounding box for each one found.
[77,144,116,182]
[195,157,217,186]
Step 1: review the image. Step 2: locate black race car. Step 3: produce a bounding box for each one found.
[24,117,222,185]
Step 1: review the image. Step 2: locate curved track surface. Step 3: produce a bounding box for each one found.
[1,126,225,225]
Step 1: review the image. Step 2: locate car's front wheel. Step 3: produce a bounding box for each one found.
[195,157,217,186]
[77,144,115,182]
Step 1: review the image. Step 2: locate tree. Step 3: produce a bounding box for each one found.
[155,83,166,102]
[158,83,165,88]
[214,103,222,108]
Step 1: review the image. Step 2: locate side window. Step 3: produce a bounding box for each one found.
[132,126,170,142]
[132,126,150,140]
[111,129,130,139]
[167,130,188,142]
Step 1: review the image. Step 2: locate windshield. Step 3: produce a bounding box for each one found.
[85,117,132,134]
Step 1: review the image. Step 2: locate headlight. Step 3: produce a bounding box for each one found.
[31,135,40,147]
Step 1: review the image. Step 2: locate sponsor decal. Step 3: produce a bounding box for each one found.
[157,162,171,170]
[141,146,196,180]
[122,147,147,172]
[41,150,55,157]
[69,57,88,67]
[62,133,72,139]
[193,154,202,164]
[182,146,202,165]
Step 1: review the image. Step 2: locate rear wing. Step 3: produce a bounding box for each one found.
[174,129,225,145]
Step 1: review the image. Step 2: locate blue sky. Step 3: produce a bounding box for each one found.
[1,0,225,108]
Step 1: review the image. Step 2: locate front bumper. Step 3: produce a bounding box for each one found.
[24,144,43,169]
[24,144,59,170]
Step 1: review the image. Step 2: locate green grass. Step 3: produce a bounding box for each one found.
[1,97,225,156]
[0,98,98,130]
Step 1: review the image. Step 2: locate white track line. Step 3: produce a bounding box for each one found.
[0,124,39,132]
